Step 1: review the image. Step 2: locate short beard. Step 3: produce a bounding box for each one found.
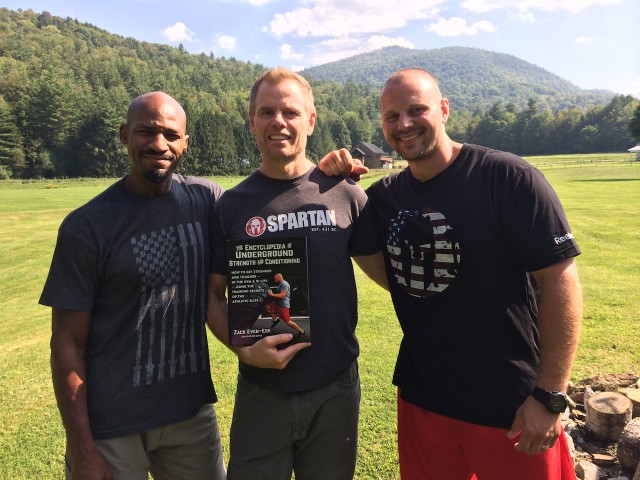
[144,169,170,184]
[142,160,178,184]
[407,136,439,162]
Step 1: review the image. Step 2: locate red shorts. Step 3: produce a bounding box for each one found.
[274,305,290,323]
[397,392,576,480]
[264,302,290,323]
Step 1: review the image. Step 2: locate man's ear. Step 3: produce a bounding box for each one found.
[307,112,316,136]
[440,98,450,123]
[119,123,128,145]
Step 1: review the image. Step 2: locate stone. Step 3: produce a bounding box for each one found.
[577,374,640,391]
[621,388,640,418]
[575,460,599,480]
[618,417,640,471]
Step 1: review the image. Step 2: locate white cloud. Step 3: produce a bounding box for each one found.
[428,17,495,36]
[360,35,415,51]
[461,0,622,14]
[514,11,535,22]
[263,0,445,69]
[219,0,274,4]
[280,44,305,61]
[268,0,445,38]
[216,35,237,52]
[162,22,195,42]
[575,35,594,44]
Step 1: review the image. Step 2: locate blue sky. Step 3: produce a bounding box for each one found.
[4,0,638,97]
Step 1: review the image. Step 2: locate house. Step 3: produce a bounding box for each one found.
[350,142,393,169]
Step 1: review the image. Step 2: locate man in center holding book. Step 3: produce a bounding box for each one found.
[207,67,385,479]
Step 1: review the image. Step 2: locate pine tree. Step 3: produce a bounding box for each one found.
[0,99,25,178]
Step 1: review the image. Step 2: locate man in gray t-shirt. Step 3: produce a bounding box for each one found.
[40,92,226,480]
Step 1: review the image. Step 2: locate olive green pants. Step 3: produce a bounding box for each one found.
[65,404,225,480]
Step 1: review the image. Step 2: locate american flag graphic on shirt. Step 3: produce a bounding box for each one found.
[130,222,209,388]
[387,208,461,298]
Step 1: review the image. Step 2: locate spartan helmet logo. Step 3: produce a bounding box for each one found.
[245,216,266,237]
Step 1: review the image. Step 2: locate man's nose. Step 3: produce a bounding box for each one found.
[398,113,413,129]
[149,133,169,150]
[273,112,287,127]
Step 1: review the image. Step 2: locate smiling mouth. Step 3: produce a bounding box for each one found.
[398,132,420,142]
[269,134,290,141]
[142,154,174,163]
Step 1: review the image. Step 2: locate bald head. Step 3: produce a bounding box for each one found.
[127,92,187,130]
[381,68,442,106]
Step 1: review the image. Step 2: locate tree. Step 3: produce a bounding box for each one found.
[577,126,599,153]
[18,68,82,175]
[329,116,351,149]
[70,110,127,177]
[628,102,640,143]
[307,118,336,162]
[344,111,373,147]
[0,99,25,178]
[548,107,584,153]
[471,102,517,152]
[594,95,637,151]
[187,108,238,175]
[24,138,55,178]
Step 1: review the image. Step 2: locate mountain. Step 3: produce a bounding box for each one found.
[300,46,614,112]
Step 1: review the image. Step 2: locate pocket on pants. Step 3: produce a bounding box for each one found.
[335,361,359,389]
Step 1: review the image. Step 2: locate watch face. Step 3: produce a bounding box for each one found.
[548,394,568,413]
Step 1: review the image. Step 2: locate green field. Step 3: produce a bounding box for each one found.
[1,157,638,479]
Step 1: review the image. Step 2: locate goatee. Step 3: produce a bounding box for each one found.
[144,170,169,184]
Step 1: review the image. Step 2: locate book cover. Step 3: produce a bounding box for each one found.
[226,237,310,346]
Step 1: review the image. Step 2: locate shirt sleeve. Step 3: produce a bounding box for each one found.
[348,185,383,257]
[500,166,580,272]
[209,201,229,275]
[39,227,99,311]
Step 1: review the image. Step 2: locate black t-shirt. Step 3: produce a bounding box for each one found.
[366,144,581,428]
[211,166,379,391]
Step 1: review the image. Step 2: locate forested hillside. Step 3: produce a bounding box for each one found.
[301,46,614,112]
[0,8,637,179]
[0,8,387,179]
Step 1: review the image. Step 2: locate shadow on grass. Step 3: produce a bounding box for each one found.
[572,178,640,183]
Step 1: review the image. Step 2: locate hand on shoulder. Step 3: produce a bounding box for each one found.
[318,148,369,181]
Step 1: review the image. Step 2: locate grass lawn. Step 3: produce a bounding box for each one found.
[0,157,638,479]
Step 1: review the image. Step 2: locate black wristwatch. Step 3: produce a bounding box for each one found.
[531,387,568,414]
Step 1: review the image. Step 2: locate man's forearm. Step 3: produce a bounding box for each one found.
[207,296,231,347]
[353,252,388,290]
[50,344,97,454]
[532,258,583,392]
[206,273,234,348]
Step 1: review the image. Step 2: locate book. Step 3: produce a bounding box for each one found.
[226,237,310,346]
